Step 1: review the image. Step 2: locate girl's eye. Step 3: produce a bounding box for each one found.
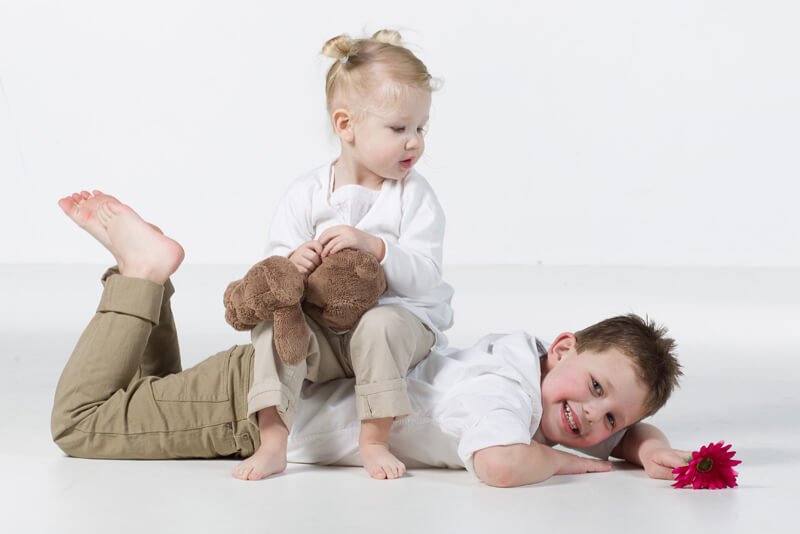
[417,126,427,135]
[591,378,603,395]
[391,126,405,133]
[606,413,616,427]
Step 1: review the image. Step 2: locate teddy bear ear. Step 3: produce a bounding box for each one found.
[224,280,254,331]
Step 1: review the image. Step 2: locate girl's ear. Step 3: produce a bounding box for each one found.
[546,332,577,368]
[332,108,354,143]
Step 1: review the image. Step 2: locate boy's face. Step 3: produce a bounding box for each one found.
[539,333,649,449]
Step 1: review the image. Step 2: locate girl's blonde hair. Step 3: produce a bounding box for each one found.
[321,29,436,112]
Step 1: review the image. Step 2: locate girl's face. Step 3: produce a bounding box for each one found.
[343,85,431,183]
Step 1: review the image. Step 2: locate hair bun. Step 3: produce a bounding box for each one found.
[371,29,402,46]
[322,34,356,59]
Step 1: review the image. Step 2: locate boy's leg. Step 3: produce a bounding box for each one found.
[138,277,182,378]
[53,191,257,459]
[234,316,346,480]
[51,272,255,459]
[348,305,435,479]
[100,267,182,380]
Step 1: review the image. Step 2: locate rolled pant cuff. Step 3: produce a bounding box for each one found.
[101,266,175,299]
[97,273,164,325]
[247,379,296,431]
[354,379,411,420]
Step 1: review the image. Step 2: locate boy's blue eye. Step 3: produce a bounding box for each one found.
[606,413,616,427]
[591,378,603,395]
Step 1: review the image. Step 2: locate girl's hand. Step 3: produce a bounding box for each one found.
[288,240,323,275]
[640,447,692,480]
[318,225,385,260]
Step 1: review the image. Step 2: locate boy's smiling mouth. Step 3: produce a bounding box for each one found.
[563,402,580,434]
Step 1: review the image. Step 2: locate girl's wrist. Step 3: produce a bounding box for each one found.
[371,236,386,261]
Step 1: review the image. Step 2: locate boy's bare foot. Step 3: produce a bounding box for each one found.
[58,190,119,250]
[95,199,184,284]
[361,442,406,480]
[232,445,288,481]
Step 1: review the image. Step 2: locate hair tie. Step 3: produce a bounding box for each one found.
[339,56,349,64]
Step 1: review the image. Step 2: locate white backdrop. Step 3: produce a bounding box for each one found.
[1,0,798,266]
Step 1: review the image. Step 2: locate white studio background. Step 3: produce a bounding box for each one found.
[0,0,798,267]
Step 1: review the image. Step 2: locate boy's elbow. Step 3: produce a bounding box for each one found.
[474,449,519,488]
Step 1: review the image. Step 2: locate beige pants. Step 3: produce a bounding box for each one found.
[51,269,259,459]
[249,306,435,430]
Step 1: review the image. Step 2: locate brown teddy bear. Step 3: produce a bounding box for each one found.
[223,249,387,365]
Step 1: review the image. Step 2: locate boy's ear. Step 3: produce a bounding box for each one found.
[332,108,354,143]
[547,332,577,366]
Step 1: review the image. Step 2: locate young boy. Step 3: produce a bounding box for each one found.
[52,191,688,487]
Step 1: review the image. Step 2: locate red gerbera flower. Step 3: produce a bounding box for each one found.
[672,441,741,489]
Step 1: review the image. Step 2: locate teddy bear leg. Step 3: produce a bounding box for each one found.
[272,304,312,366]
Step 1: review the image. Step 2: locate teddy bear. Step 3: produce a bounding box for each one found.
[223,249,387,365]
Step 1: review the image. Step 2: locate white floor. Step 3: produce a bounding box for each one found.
[1,264,798,534]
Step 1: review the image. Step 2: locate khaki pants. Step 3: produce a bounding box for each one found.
[51,269,258,459]
[249,305,435,430]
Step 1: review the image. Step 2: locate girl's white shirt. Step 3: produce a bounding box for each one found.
[287,331,626,475]
[264,162,454,349]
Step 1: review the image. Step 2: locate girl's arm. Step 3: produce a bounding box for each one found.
[473,442,612,488]
[380,177,446,298]
[264,181,317,258]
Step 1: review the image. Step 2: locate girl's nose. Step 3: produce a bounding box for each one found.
[406,133,422,150]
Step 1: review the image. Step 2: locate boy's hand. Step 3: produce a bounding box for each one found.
[318,225,385,261]
[288,240,323,275]
[555,450,613,476]
[639,447,691,480]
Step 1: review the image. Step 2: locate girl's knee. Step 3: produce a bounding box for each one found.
[357,306,413,335]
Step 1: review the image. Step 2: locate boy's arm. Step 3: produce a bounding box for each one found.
[610,422,690,480]
[473,442,612,488]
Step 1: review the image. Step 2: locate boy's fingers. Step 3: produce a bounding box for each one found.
[659,450,691,468]
[593,460,612,472]
[647,464,676,480]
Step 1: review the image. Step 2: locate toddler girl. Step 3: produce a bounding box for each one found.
[233,29,453,481]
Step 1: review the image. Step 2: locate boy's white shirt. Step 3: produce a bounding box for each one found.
[287,331,627,475]
[264,162,454,350]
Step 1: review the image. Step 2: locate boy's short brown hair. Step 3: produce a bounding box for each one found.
[574,314,681,417]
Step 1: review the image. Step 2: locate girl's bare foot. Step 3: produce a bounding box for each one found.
[361,442,406,480]
[232,445,288,481]
[233,407,289,481]
[95,199,184,284]
[58,190,119,250]
[359,417,406,480]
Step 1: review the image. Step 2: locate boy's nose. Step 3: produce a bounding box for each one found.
[583,406,595,426]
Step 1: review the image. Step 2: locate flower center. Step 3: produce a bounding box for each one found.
[697,457,714,472]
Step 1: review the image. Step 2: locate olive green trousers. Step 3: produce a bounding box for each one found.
[51,270,258,459]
